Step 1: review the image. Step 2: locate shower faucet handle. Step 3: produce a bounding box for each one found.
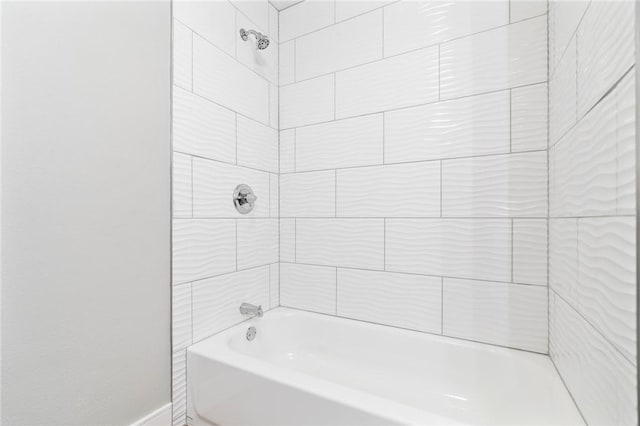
[233,184,257,214]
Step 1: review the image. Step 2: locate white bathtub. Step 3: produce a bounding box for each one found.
[187,307,583,425]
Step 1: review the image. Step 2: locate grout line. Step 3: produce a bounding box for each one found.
[235,114,238,165]
[235,220,238,271]
[174,214,635,220]
[281,81,548,131]
[511,218,514,282]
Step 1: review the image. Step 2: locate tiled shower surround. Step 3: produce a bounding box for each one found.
[171,1,637,425]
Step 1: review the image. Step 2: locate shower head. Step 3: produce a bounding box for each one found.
[240,28,270,50]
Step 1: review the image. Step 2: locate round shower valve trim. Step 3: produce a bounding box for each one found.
[233,184,257,214]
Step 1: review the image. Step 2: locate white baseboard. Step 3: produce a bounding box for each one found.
[130,403,172,426]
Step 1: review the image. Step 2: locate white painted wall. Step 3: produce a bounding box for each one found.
[1,2,171,424]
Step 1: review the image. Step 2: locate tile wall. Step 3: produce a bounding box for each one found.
[278,0,550,354]
[548,1,637,423]
[171,1,279,424]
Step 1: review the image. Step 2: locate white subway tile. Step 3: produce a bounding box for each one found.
[280,74,334,128]
[231,0,269,32]
[270,263,280,308]
[513,219,547,286]
[173,86,236,163]
[279,0,335,42]
[280,263,336,314]
[386,219,512,282]
[296,10,383,81]
[280,218,296,262]
[269,4,279,42]
[270,83,279,129]
[549,218,578,307]
[440,16,547,99]
[173,20,192,90]
[236,10,278,84]
[511,83,548,152]
[337,269,442,333]
[385,91,510,163]
[279,41,295,85]
[237,219,279,269]
[550,294,636,425]
[296,218,385,269]
[192,266,270,341]
[335,0,393,22]
[384,0,509,57]
[193,35,269,124]
[578,217,636,363]
[442,151,548,217]
[443,278,548,352]
[336,47,439,118]
[616,72,636,215]
[192,158,270,218]
[237,115,278,173]
[174,0,236,56]
[280,129,296,173]
[510,0,546,22]
[337,162,440,217]
[280,171,335,217]
[549,36,576,146]
[577,0,634,117]
[172,219,236,284]
[548,0,588,75]
[173,153,192,218]
[172,283,192,351]
[296,114,383,171]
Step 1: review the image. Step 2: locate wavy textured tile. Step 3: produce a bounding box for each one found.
[510,0,547,22]
[172,219,236,284]
[550,292,636,425]
[511,83,548,152]
[280,74,334,129]
[385,219,511,282]
[577,0,634,117]
[235,10,278,85]
[384,91,510,163]
[173,0,236,56]
[172,349,187,426]
[295,114,383,171]
[337,162,440,217]
[384,0,508,57]
[335,47,439,119]
[616,72,636,215]
[551,92,617,217]
[173,153,192,218]
[280,263,336,314]
[280,218,295,262]
[280,171,335,217]
[279,41,295,86]
[230,0,269,32]
[296,10,382,81]
[549,218,578,306]
[270,84,278,129]
[269,173,279,218]
[237,219,279,270]
[173,20,192,90]
[549,35,576,146]
[173,86,236,163]
[335,0,394,22]
[296,218,384,269]
[337,269,441,333]
[513,219,547,286]
[192,266,270,342]
[443,278,548,353]
[193,35,269,125]
[237,116,278,173]
[192,158,270,218]
[172,283,192,352]
[279,130,295,173]
[548,0,588,75]
[578,217,636,364]
[442,151,547,217]
[440,16,547,100]
[270,264,280,308]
